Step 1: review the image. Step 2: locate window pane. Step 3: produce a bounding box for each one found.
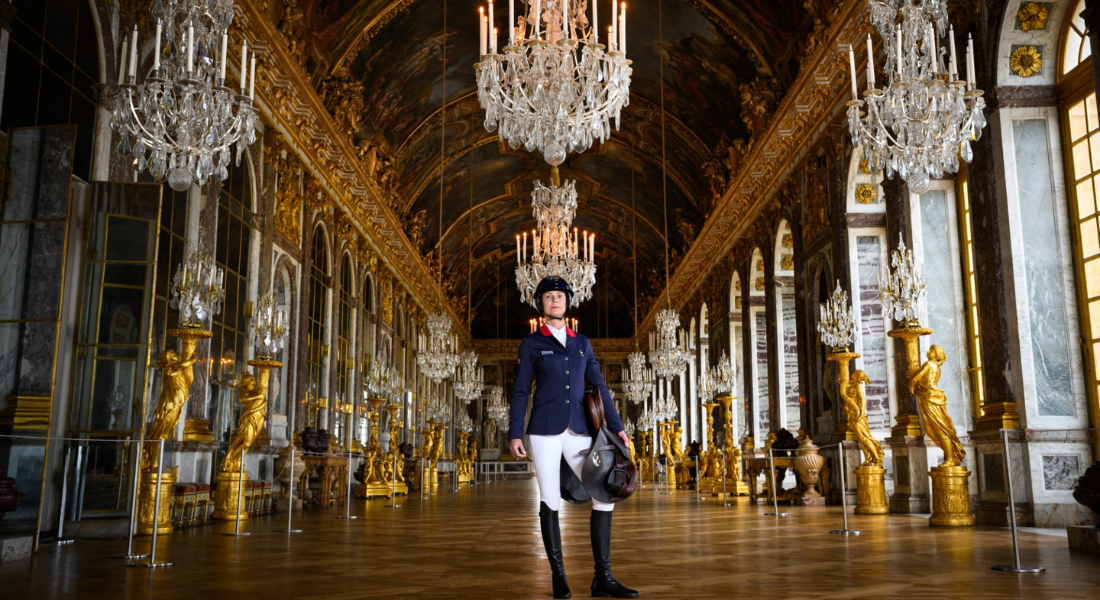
[1081,217,1100,259]
[1085,258,1100,298]
[1071,100,1089,141]
[1087,94,1099,133]
[1079,178,1097,216]
[1074,140,1092,176]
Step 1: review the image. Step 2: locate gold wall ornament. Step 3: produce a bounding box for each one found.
[859,158,870,174]
[780,254,795,271]
[782,234,793,248]
[1016,2,1051,32]
[910,345,966,467]
[735,297,743,309]
[756,259,765,272]
[735,280,741,291]
[755,277,765,291]
[1009,45,1043,78]
[319,68,366,140]
[855,183,878,204]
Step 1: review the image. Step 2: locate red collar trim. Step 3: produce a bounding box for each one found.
[539,324,577,338]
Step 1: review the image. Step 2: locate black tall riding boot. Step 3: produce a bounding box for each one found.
[540,502,572,599]
[589,510,639,598]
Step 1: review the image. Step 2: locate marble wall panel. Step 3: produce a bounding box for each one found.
[1041,454,1080,491]
[780,293,800,429]
[754,309,769,439]
[1014,119,1075,417]
[855,235,890,433]
[917,190,971,431]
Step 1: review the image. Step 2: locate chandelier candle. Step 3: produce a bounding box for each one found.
[118,36,127,85]
[130,26,138,79]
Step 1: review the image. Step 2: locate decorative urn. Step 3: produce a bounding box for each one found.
[1073,461,1100,526]
[792,437,826,497]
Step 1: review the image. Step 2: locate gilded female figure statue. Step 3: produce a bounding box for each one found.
[142,348,199,471]
[221,374,267,473]
[844,370,885,467]
[909,345,965,467]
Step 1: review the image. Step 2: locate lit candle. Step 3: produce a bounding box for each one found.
[241,41,248,93]
[928,24,937,74]
[249,55,256,99]
[608,25,615,51]
[480,8,487,55]
[154,21,162,72]
[219,32,227,81]
[516,235,521,264]
[509,0,515,45]
[522,231,527,263]
[533,0,541,40]
[866,34,874,90]
[948,25,957,80]
[589,233,595,262]
[583,231,588,262]
[118,36,128,85]
[494,27,498,52]
[187,24,194,73]
[848,45,858,100]
[488,1,495,52]
[130,27,138,78]
[620,4,626,54]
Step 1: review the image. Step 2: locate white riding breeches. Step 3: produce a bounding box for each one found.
[529,426,614,512]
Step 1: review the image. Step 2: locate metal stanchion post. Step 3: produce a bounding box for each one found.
[718,450,734,507]
[223,464,251,536]
[992,429,1045,573]
[764,447,788,518]
[337,453,358,519]
[109,437,149,559]
[693,456,702,502]
[52,445,75,544]
[130,440,173,568]
[275,447,303,533]
[829,443,860,535]
[420,458,428,500]
[385,453,401,508]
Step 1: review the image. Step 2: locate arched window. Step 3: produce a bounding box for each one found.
[774,221,799,432]
[210,159,254,442]
[305,227,330,426]
[1060,0,1100,429]
[335,254,355,417]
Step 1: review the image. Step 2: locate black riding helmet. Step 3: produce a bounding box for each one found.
[532,276,574,313]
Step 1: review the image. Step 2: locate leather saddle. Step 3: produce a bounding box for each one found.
[560,388,638,504]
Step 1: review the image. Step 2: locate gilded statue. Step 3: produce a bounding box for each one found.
[910,345,965,467]
[142,348,199,471]
[429,426,446,463]
[672,426,686,463]
[221,374,267,473]
[844,370,885,466]
[420,426,433,458]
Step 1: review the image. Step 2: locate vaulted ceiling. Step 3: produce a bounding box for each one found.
[283,0,831,338]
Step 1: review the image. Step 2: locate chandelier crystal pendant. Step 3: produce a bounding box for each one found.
[697,364,717,403]
[714,351,736,395]
[515,171,597,306]
[846,0,986,194]
[648,309,690,379]
[453,350,485,404]
[475,0,632,165]
[622,351,654,404]
[417,312,460,383]
[170,241,225,327]
[877,239,927,326]
[818,281,858,351]
[110,0,259,192]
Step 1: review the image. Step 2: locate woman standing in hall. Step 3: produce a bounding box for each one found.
[509,276,640,599]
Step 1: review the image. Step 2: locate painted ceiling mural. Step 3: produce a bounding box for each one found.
[282,0,822,337]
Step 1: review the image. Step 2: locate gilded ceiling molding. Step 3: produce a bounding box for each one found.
[634,0,868,337]
[233,1,468,344]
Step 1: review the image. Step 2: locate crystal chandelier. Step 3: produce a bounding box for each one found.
[697,364,717,403]
[251,294,288,359]
[877,239,927,326]
[818,281,857,351]
[845,0,986,194]
[648,310,690,379]
[170,241,225,327]
[516,174,597,306]
[453,350,485,404]
[622,351,653,404]
[654,392,676,422]
[110,0,259,192]
[714,351,735,395]
[486,386,509,430]
[417,312,460,383]
[456,410,475,434]
[475,0,631,165]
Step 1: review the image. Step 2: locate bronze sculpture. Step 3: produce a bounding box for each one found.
[909,345,965,467]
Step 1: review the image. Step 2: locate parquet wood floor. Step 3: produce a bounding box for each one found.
[1,479,1098,599]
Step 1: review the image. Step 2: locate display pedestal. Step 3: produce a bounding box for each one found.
[137,469,176,535]
[929,465,975,527]
[854,465,889,515]
[211,471,249,522]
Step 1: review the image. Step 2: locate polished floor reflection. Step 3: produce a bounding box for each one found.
[2,479,1097,598]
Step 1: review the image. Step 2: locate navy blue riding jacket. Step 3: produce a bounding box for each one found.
[508,324,624,440]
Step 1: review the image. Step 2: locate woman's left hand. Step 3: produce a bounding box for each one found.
[618,431,631,448]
